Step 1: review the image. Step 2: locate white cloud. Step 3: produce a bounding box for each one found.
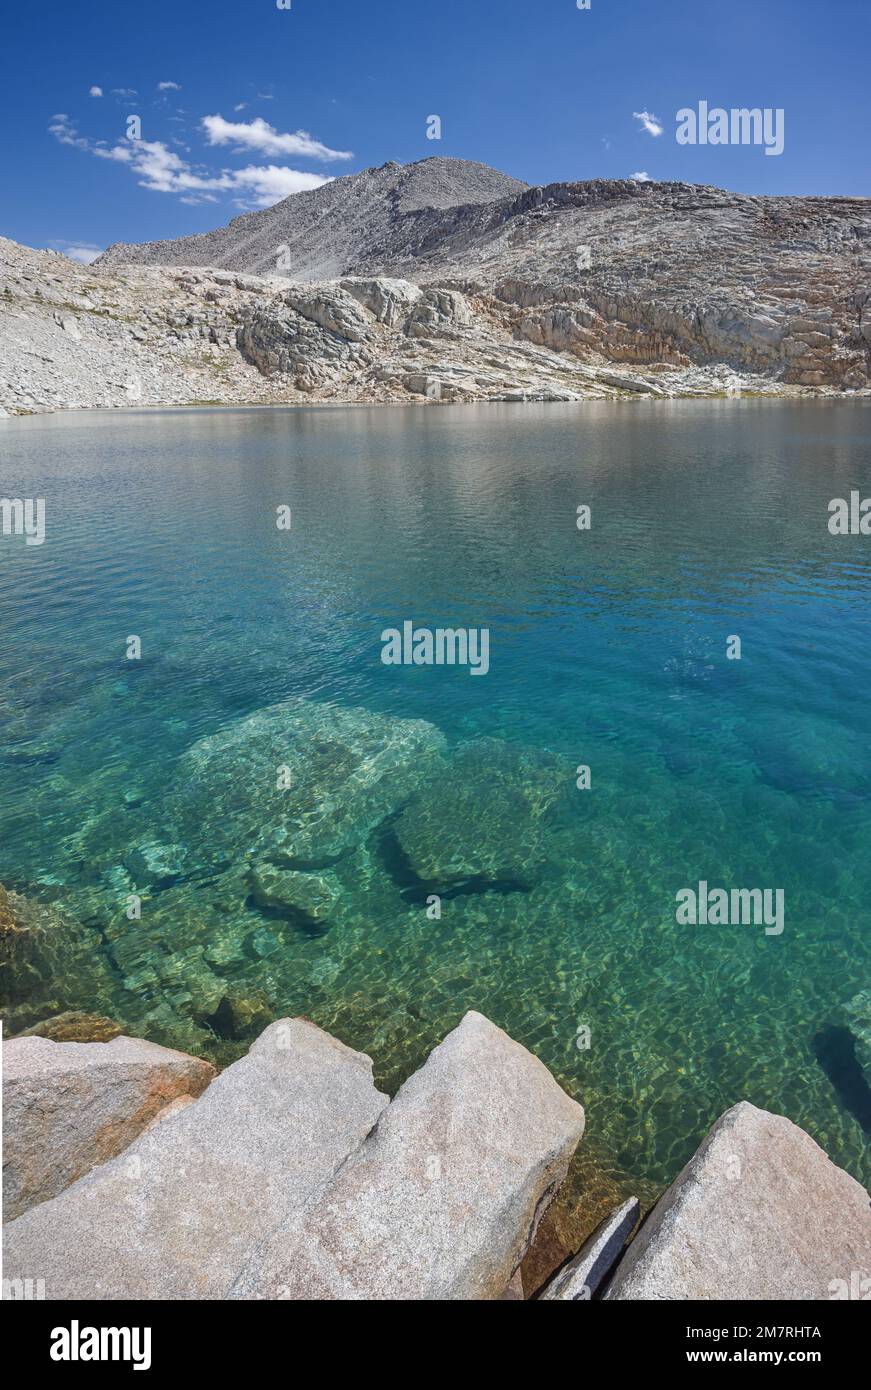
[158,81,181,91]
[111,88,139,102]
[89,86,103,98]
[62,243,104,264]
[630,170,652,182]
[201,114,352,161]
[234,102,247,112]
[49,115,332,207]
[633,110,663,137]
[231,164,331,205]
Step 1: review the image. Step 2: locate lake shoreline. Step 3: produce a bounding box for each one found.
[4,385,870,421]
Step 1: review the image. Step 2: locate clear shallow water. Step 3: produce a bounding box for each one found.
[2,400,871,1233]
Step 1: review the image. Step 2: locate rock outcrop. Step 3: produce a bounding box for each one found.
[3,1020,389,1298]
[603,1102,871,1300]
[2,160,868,413]
[230,1011,585,1300]
[4,1014,871,1302]
[2,1033,215,1220]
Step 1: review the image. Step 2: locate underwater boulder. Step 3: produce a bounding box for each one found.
[18,1010,123,1043]
[393,737,568,890]
[249,863,342,925]
[169,698,447,870]
[0,884,121,1036]
[843,989,871,1084]
[123,841,188,888]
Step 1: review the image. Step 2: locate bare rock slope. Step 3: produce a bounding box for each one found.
[98,158,528,281]
[2,158,869,413]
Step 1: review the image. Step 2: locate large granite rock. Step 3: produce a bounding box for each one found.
[539,1197,640,1300]
[3,1034,216,1220]
[394,738,567,890]
[340,276,423,327]
[231,1010,585,1300]
[3,1020,388,1299]
[169,698,447,870]
[604,1102,871,1300]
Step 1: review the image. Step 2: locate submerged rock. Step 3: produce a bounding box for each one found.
[18,1010,123,1043]
[603,1102,871,1300]
[123,840,188,888]
[231,1010,585,1300]
[3,1020,389,1299]
[843,989,871,1085]
[0,883,121,1037]
[170,698,447,870]
[249,863,342,925]
[3,1033,215,1220]
[394,738,567,889]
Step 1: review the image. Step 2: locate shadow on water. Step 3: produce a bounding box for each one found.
[812,1026,871,1135]
[376,823,531,904]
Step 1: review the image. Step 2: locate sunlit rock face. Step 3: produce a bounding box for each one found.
[3,162,868,415]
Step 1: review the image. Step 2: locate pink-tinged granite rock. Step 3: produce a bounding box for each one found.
[3,1033,216,1219]
[3,1020,388,1299]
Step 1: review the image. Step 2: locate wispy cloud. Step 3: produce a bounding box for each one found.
[158,81,181,92]
[48,114,333,207]
[201,115,352,161]
[50,114,96,151]
[633,110,663,137]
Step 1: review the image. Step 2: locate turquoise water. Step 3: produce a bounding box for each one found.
[2,399,871,1225]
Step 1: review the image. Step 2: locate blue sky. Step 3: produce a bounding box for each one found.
[2,0,868,262]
